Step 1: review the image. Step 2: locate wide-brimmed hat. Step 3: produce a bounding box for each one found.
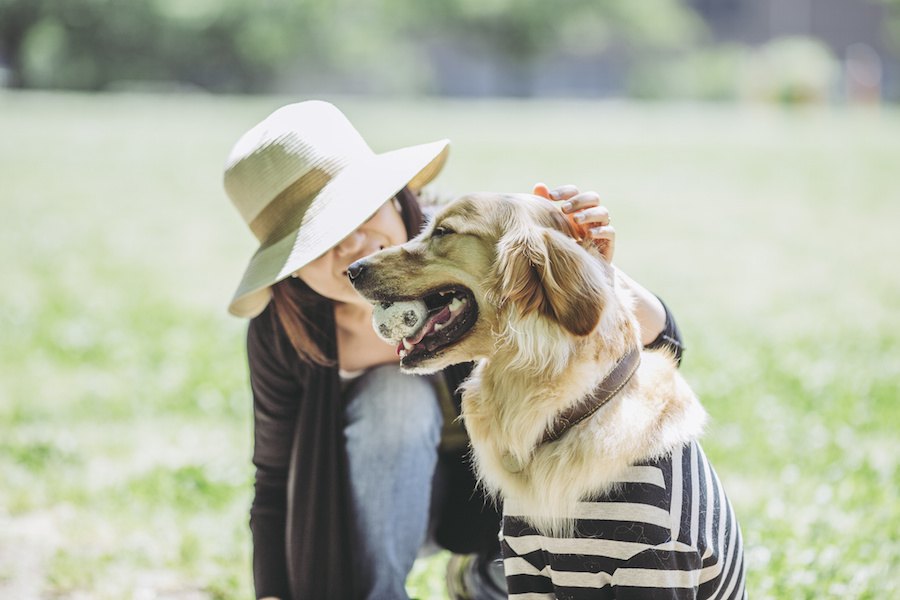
[224,101,449,318]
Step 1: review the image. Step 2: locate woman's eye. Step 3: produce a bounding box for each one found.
[433,226,453,237]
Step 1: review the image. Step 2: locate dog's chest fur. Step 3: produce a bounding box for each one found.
[461,349,707,537]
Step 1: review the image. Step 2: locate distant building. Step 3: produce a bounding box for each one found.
[430,0,898,101]
[689,0,897,101]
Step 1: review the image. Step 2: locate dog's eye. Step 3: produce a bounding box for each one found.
[432,226,454,238]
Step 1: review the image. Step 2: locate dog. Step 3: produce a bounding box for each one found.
[348,193,746,599]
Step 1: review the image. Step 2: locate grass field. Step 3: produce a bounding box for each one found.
[1,91,898,599]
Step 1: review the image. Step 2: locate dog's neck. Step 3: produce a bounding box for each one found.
[489,342,641,474]
[540,344,641,446]
[467,288,641,441]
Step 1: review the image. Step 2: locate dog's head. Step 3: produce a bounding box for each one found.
[348,192,615,373]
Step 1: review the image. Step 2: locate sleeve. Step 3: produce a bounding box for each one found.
[643,296,685,366]
[433,363,503,555]
[246,310,304,599]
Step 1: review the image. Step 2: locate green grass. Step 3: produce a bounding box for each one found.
[1,91,898,598]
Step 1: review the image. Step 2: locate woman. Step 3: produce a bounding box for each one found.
[223,101,684,599]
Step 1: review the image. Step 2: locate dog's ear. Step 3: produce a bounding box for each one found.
[539,229,608,336]
[493,225,547,318]
[494,226,606,336]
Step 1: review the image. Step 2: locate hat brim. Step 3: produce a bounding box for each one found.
[228,139,449,318]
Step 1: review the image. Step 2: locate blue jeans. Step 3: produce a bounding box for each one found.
[343,364,506,600]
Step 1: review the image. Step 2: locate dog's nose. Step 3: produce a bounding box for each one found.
[347,260,366,283]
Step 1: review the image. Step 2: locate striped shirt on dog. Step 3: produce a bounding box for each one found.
[501,441,746,599]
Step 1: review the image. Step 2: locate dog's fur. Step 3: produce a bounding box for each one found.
[351,193,707,537]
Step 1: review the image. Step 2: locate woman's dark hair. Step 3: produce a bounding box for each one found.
[269,186,425,366]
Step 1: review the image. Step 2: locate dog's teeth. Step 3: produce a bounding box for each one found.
[403,338,414,350]
[449,297,462,311]
[433,322,444,332]
[399,349,407,358]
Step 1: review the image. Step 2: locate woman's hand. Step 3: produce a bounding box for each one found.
[532,183,615,262]
[533,183,666,344]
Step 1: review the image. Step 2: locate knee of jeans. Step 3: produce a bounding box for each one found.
[344,365,443,452]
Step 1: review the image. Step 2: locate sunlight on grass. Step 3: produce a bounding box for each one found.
[1,91,898,598]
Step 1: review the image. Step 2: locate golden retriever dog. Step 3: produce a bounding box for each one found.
[348,193,745,599]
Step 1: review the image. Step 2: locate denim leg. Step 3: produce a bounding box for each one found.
[344,364,443,600]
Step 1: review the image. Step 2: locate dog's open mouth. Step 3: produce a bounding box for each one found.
[391,286,477,365]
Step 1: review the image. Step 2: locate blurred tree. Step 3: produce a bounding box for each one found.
[0,0,336,91]
[0,0,703,93]
[0,0,43,87]
[876,0,900,53]
[393,0,704,96]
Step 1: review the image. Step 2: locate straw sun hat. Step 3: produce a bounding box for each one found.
[224,101,449,318]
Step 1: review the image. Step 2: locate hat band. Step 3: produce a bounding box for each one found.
[248,161,340,244]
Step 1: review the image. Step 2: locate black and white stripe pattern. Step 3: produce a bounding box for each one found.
[501,441,746,599]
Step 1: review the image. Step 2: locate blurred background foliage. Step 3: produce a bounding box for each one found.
[0,0,702,93]
[1,0,899,102]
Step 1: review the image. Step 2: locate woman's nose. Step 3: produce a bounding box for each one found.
[334,230,365,257]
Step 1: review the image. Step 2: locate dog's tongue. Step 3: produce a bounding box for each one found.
[408,306,451,345]
[396,305,458,356]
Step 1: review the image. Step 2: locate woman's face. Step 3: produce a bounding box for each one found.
[295,199,408,305]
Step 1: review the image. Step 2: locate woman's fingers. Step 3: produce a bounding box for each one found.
[533,183,580,201]
[590,224,615,240]
[533,185,601,210]
[571,204,610,226]
[590,225,616,262]
[560,191,601,213]
[533,183,615,261]
[549,184,580,201]
[532,182,552,199]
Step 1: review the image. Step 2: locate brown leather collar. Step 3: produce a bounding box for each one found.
[498,346,642,473]
[540,345,642,446]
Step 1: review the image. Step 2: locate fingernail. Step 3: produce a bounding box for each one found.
[590,226,604,235]
[560,201,572,212]
[550,191,561,200]
[573,213,585,223]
